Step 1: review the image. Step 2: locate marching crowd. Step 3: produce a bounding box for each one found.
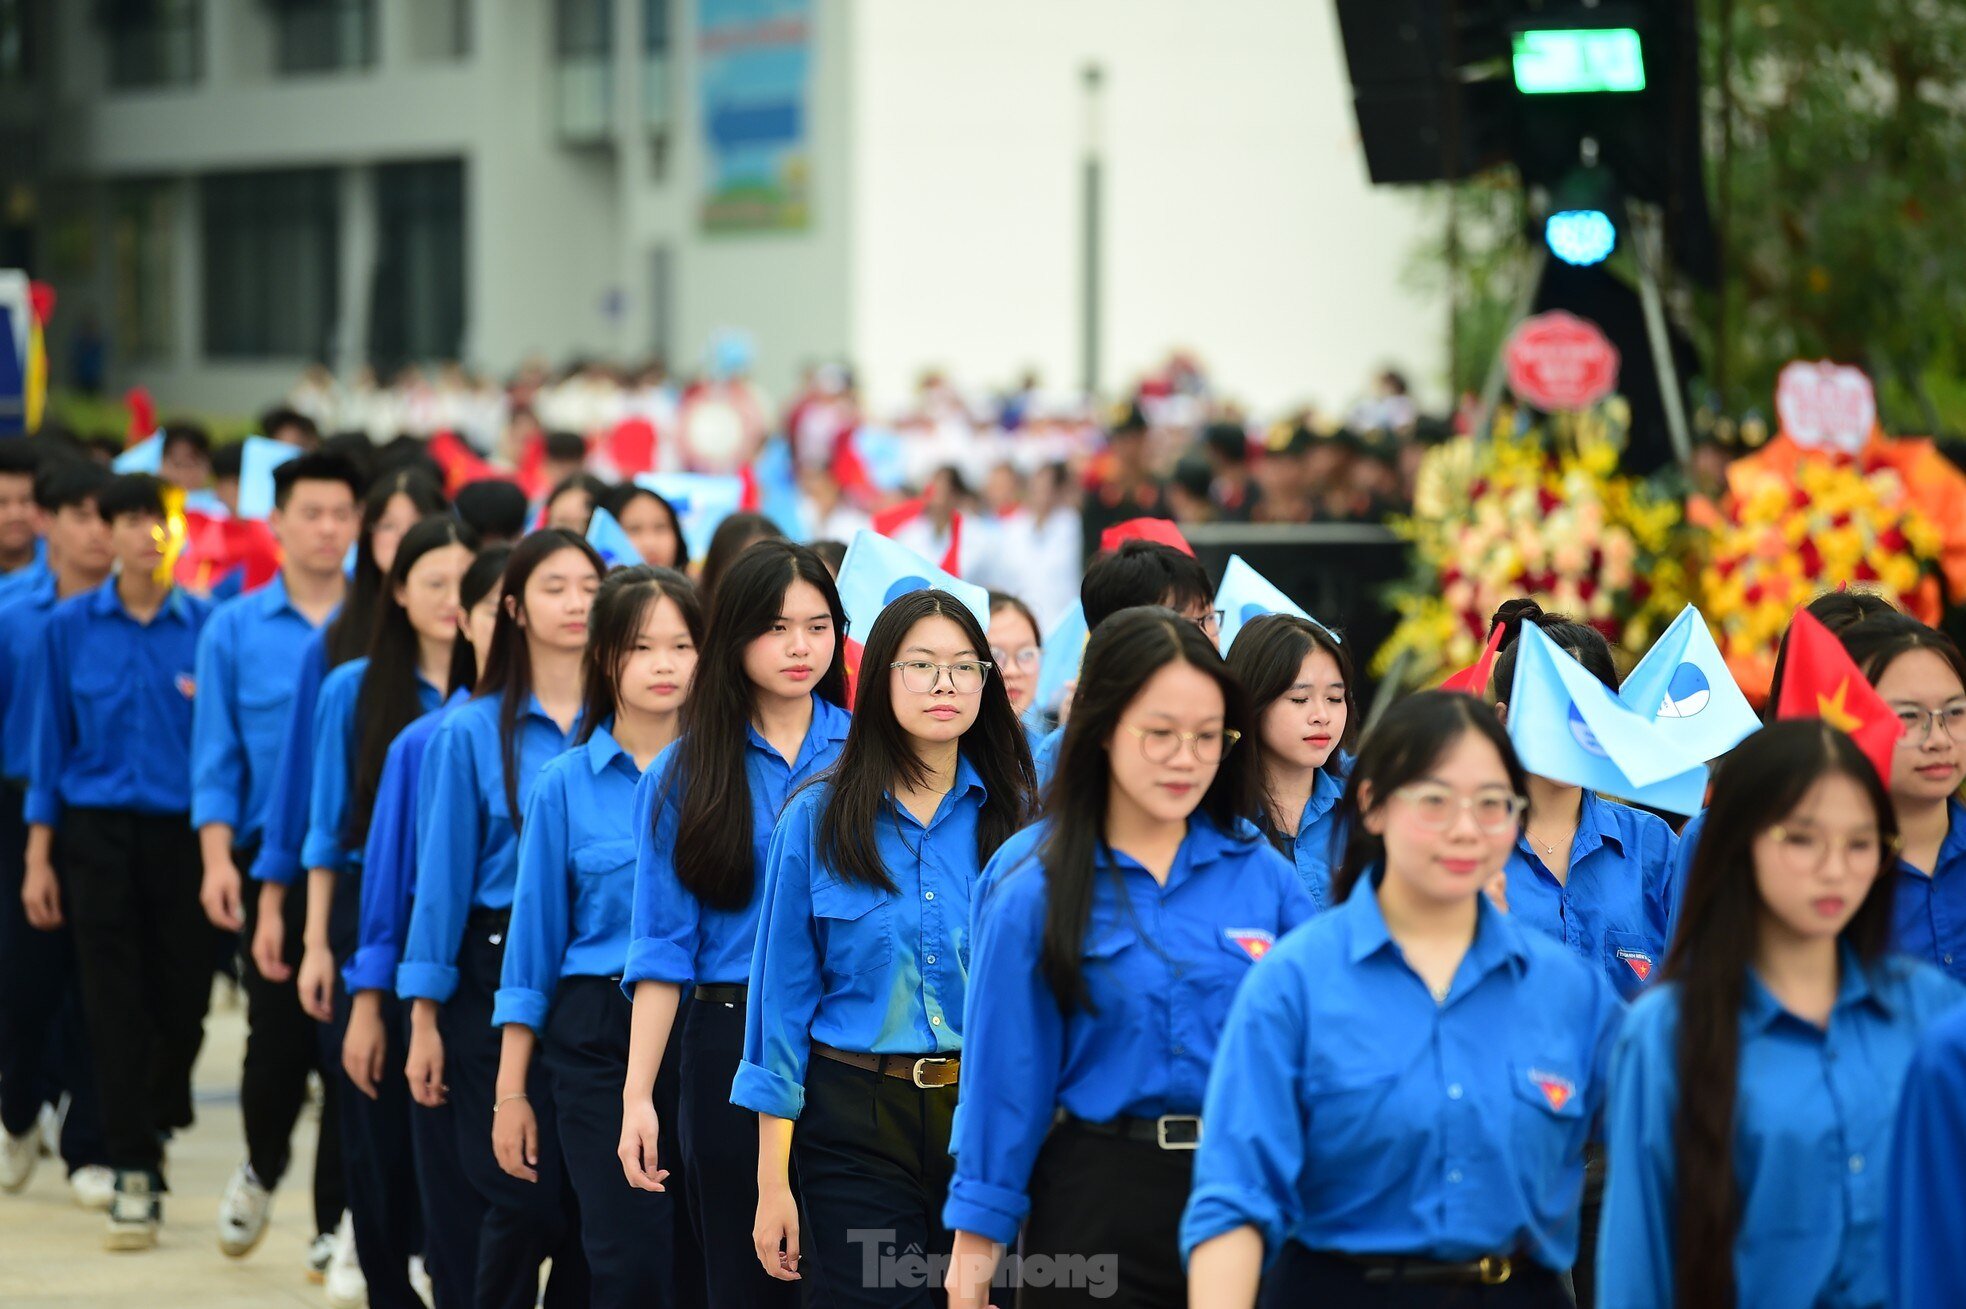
[1,408,1965,1309]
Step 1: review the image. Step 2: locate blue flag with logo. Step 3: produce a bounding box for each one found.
[1507,624,1709,815]
[586,506,641,569]
[113,433,161,474]
[237,436,300,521]
[634,472,746,560]
[1033,601,1088,717]
[834,529,989,648]
[1214,554,1329,656]
[1618,604,1761,763]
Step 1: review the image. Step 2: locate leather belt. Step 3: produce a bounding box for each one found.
[1330,1252,1517,1286]
[1057,1112,1202,1151]
[693,984,747,1004]
[812,1042,959,1089]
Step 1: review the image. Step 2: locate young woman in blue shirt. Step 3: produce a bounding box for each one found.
[618,539,848,1309]
[1183,691,1621,1308]
[1598,720,1964,1308]
[1226,613,1355,909]
[490,565,701,1307]
[738,588,1037,1304]
[986,590,1045,748]
[399,529,605,1309]
[945,606,1313,1309]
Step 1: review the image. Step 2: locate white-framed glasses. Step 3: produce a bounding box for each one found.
[890,660,992,694]
[990,645,1042,673]
[1393,785,1526,833]
[1892,702,1966,748]
[1765,824,1897,872]
[1121,723,1241,764]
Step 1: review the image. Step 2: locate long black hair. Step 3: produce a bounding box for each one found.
[819,590,1037,892]
[1038,607,1260,1014]
[602,482,691,570]
[1227,613,1357,851]
[574,565,703,747]
[544,472,611,532]
[665,540,846,910]
[448,544,513,696]
[1663,721,1898,1309]
[1764,590,1899,721]
[1488,597,1616,698]
[326,469,446,668]
[1840,614,1966,720]
[697,511,785,605]
[477,529,607,827]
[1329,692,1528,904]
[346,515,477,846]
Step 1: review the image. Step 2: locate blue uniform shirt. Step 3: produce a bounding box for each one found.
[1894,799,1966,983]
[492,723,645,1032]
[732,759,988,1120]
[1180,874,1624,1270]
[0,572,60,783]
[300,657,444,876]
[1887,1003,1966,1307]
[1504,792,1678,1000]
[25,579,212,826]
[396,693,582,1004]
[1598,949,1963,1309]
[943,814,1314,1246]
[249,632,331,885]
[621,697,852,991]
[1270,755,1351,910]
[342,696,465,994]
[189,576,333,846]
[1032,724,1064,791]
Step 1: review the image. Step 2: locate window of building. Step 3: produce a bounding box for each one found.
[0,0,36,84]
[271,0,377,76]
[99,0,202,91]
[202,168,339,360]
[555,0,611,140]
[109,180,177,363]
[368,160,465,372]
[407,0,471,61]
[642,0,668,130]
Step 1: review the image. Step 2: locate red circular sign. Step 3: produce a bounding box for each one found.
[1505,312,1621,412]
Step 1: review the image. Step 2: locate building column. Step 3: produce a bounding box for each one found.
[335,165,376,377]
[172,176,202,373]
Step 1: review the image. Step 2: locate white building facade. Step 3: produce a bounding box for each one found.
[9,0,1439,419]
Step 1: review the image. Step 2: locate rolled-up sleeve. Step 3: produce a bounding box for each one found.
[731,798,824,1120]
[397,720,482,1004]
[494,765,574,1033]
[622,757,699,991]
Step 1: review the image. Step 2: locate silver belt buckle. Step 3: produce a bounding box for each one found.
[911,1057,954,1088]
[1155,1114,1201,1150]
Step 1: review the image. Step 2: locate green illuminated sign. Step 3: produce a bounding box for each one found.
[1512,28,1647,94]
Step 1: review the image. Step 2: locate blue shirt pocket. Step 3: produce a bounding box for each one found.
[69,665,125,751]
[1601,929,1659,999]
[570,837,636,944]
[811,875,893,978]
[238,683,292,752]
[1509,1060,1587,1182]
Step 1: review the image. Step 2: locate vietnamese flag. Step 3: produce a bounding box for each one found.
[1773,610,1904,781]
[428,430,501,498]
[1441,621,1507,696]
[870,497,964,576]
[1100,517,1193,557]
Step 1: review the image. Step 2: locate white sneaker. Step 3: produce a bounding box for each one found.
[216,1161,273,1257]
[104,1171,160,1251]
[307,1231,336,1283]
[0,1126,37,1193]
[326,1211,367,1308]
[70,1164,116,1210]
[409,1253,432,1306]
[38,1098,65,1157]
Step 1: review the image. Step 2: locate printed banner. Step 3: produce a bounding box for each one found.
[699,0,812,232]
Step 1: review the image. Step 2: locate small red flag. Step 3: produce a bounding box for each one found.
[1773,610,1905,782]
[1099,517,1193,557]
[1442,621,1507,696]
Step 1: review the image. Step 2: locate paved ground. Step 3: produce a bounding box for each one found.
[0,984,335,1308]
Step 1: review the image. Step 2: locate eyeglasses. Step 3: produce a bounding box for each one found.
[990,645,1042,673]
[1893,702,1966,748]
[1121,723,1242,764]
[1190,610,1225,639]
[1393,785,1527,834]
[889,660,992,694]
[1765,825,1897,872]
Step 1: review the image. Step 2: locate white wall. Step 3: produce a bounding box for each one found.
[848,0,1441,415]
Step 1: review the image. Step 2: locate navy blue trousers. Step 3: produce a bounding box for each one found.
[445,914,589,1309]
[0,785,107,1169]
[405,989,485,1309]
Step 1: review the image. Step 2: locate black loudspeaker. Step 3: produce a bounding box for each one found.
[1334,0,1511,184]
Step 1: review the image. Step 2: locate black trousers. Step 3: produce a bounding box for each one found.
[58,808,211,1177]
[542,977,681,1308]
[239,853,343,1236]
[1259,1247,1572,1308]
[1570,1147,1605,1309]
[1016,1122,1194,1309]
[444,915,590,1309]
[322,869,424,1307]
[0,785,107,1169]
[678,994,802,1309]
[792,1051,957,1309]
[407,999,486,1309]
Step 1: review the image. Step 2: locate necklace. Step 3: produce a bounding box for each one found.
[1526,823,1575,859]
[1429,979,1451,1003]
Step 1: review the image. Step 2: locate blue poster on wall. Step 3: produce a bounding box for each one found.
[698,0,812,232]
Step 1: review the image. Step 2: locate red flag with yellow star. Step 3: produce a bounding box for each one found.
[1773,610,1904,781]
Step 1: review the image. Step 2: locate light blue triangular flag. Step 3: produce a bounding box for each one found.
[634,472,746,560]
[586,506,641,569]
[1033,601,1087,717]
[834,529,990,647]
[113,433,161,474]
[1214,554,1329,656]
[1618,604,1761,763]
[237,436,300,521]
[1507,624,1709,815]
